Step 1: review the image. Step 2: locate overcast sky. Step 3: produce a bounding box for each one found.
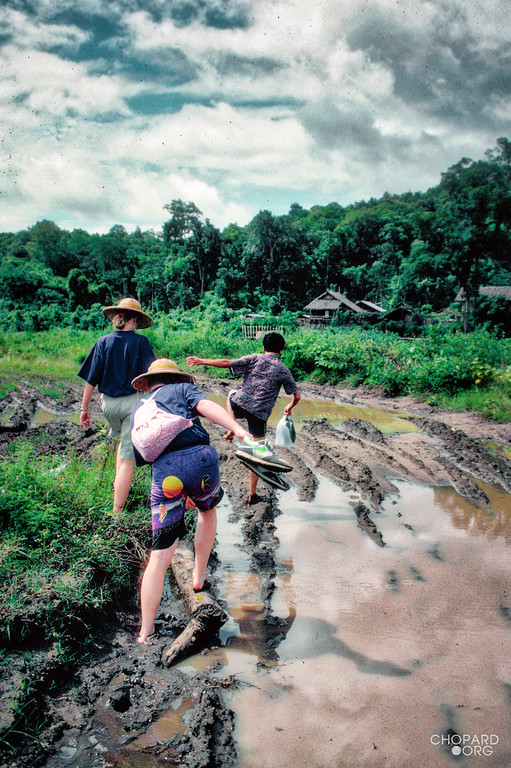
[1,0,509,235]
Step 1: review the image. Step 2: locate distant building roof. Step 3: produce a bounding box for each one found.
[303,290,369,314]
[380,304,421,321]
[358,300,386,313]
[455,285,511,301]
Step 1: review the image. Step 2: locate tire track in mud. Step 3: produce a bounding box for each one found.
[411,416,511,494]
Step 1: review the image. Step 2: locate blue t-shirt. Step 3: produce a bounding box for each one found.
[131,381,209,466]
[230,353,298,421]
[78,331,155,397]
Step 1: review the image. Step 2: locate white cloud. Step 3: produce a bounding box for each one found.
[0,45,129,120]
[0,0,509,235]
[120,169,250,229]
[2,7,90,49]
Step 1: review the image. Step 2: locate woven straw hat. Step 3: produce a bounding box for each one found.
[102,297,153,329]
[131,359,196,390]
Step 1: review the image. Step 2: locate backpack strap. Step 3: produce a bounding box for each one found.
[141,386,162,404]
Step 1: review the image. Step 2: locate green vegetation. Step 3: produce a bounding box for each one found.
[0,138,510,759]
[0,386,202,757]
[0,138,510,336]
[0,328,100,378]
[0,436,152,758]
[284,326,511,393]
[1,323,510,420]
[0,440,151,650]
[282,326,511,420]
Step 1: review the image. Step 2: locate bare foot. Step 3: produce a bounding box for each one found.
[137,628,155,644]
[224,431,234,442]
[192,567,208,592]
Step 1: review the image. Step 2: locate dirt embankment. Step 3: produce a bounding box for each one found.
[1,376,511,768]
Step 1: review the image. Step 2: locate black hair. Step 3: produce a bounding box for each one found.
[263,331,285,353]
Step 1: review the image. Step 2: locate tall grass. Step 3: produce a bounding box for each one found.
[0,439,152,648]
[0,328,101,378]
[284,326,511,402]
[0,320,257,380]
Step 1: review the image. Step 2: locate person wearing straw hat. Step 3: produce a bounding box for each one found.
[130,358,252,644]
[78,297,156,512]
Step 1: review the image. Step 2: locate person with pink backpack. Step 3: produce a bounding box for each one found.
[130,359,251,644]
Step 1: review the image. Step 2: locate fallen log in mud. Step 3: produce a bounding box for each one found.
[163,541,228,666]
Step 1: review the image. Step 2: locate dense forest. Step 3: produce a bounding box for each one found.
[1,138,510,335]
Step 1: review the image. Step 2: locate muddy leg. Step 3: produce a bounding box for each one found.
[224,390,237,441]
[138,541,179,643]
[248,468,259,503]
[113,449,134,512]
[192,507,217,591]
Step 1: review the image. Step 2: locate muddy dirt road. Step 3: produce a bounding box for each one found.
[1,377,511,767]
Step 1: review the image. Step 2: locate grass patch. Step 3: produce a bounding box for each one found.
[0,422,201,760]
[35,385,66,399]
[431,381,511,422]
[1,326,510,422]
[283,326,511,419]
[0,379,18,399]
[0,329,101,378]
[0,440,152,649]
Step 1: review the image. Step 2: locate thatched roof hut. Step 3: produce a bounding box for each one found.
[303,290,370,316]
[455,285,511,301]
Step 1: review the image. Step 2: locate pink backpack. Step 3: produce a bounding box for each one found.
[131,390,193,462]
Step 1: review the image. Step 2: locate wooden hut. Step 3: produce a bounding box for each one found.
[301,290,370,327]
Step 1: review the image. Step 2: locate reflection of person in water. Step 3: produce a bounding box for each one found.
[227,607,410,675]
[225,605,297,663]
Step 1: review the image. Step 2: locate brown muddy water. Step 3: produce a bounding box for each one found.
[211,393,419,435]
[119,393,511,768]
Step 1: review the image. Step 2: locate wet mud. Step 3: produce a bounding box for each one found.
[1,376,511,767]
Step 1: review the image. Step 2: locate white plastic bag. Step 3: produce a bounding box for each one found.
[275,414,296,446]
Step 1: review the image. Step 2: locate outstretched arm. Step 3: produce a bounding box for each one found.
[186,356,232,368]
[195,398,252,442]
[283,391,300,416]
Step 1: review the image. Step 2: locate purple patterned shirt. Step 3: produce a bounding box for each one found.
[230,353,298,421]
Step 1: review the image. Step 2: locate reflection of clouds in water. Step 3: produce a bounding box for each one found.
[225,470,511,767]
[434,483,511,542]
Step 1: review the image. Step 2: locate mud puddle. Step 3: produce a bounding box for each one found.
[120,472,511,768]
[219,476,511,768]
[2,376,511,767]
[209,393,418,435]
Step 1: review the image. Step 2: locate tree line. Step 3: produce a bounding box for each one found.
[1,138,510,335]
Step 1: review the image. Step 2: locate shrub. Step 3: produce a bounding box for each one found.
[0,442,151,648]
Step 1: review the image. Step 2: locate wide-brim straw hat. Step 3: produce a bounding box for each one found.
[102,297,153,329]
[132,359,196,390]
